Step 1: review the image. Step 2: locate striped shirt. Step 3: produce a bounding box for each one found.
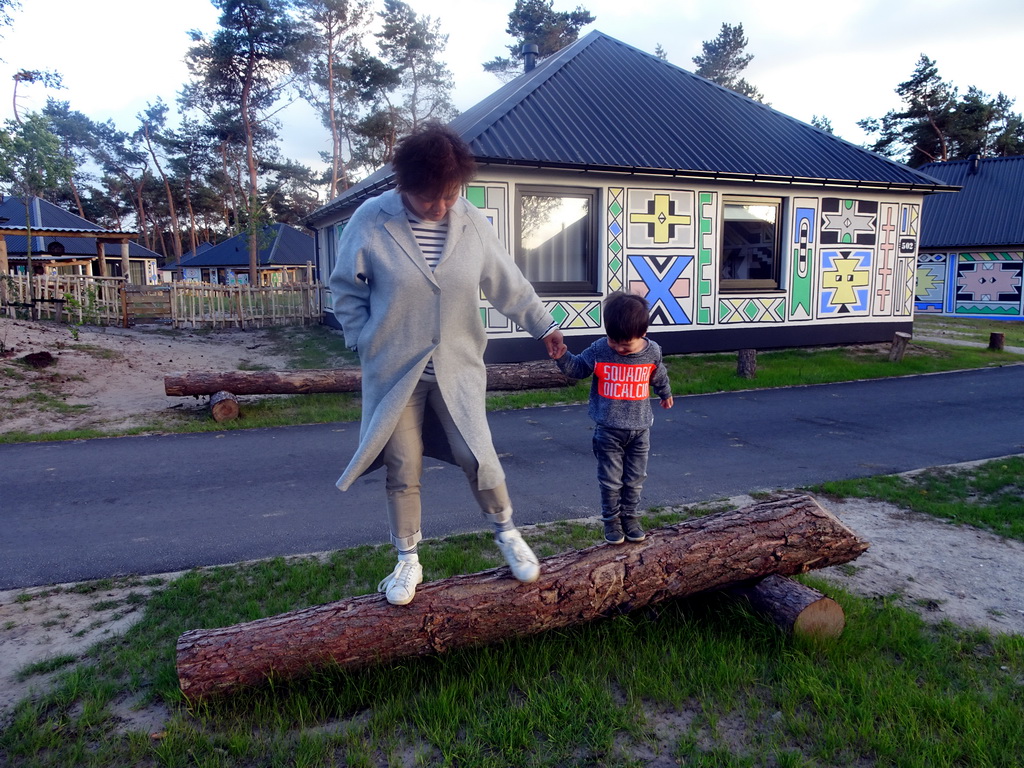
[408,213,448,379]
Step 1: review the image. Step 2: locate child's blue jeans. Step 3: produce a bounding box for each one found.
[592,425,650,522]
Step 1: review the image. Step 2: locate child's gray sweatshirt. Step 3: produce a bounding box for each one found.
[555,338,672,429]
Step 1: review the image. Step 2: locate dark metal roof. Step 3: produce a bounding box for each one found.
[165,242,215,269]
[183,224,314,268]
[308,30,951,224]
[0,195,154,258]
[918,155,1024,249]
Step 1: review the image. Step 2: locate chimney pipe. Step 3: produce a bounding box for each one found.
[968,154,980,175]
[522,44,539,73]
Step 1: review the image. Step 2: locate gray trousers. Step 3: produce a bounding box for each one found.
[382,379,512,551]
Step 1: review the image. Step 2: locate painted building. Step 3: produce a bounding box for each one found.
[305,31,953,363]
[915,155,1024,319]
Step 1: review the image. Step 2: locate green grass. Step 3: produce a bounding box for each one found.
[3,317,1022,444]
[915,314,1024,348]
[814,455,1024,542]
[489,339,1022,410]
[2,459,1022,767]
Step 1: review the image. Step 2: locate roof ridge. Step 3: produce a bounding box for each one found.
[453,30,605,144]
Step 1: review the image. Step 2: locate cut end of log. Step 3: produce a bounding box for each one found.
[792,596,846,639]
[730,573,846,640]
[210,390,240,422]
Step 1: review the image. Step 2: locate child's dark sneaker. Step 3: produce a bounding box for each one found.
[603,517,625,544]
[622,516,646,542]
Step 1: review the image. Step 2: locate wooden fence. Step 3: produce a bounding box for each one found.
[1,274,126,325]
[1,275,322,329]
[170,282,321,329]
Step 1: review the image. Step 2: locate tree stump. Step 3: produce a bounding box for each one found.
[888,331,912,362]
[736,349,757,379]
[729,574,845,638]
[989,332,1005,351]
[176,493,868,699]
[210,390,240,422]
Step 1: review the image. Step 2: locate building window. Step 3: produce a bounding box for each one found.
[326,223,341,276]
[720,197,782,291]
[515,185,598,294]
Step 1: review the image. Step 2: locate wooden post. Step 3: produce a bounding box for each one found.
[120,283,130,328]
[888,331,912,362]
[737,348,757,379]
[175,493,868,699]
[989,332,1005,351]
[0,237,7,310]
[120,241,131,285]
[95,240,108,277]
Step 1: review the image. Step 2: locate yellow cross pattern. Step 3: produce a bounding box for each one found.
[630,194,691,243]
[824,256,870,306]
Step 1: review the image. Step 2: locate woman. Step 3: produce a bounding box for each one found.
[330,123,564,605]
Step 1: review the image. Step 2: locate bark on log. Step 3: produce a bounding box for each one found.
[165,360,573,397]
[989,332,1005,351]
[176,493,868,700]
[888,331,912,362]
[729,574,845,638]
[210,390,240,422]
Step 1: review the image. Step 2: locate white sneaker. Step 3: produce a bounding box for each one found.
[377,558,423,605]
[495,529,540,583]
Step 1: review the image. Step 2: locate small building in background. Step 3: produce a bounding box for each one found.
[305,31,953,363]
[160,242,214,283]
[173,224,315,285]
[915,155,1024,319]
[0,195,158,284]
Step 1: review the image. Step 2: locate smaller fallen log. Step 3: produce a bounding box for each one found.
[210,390,240,422]
[165,360,573,397]
[729,574,845,638]
[176,493,867,699]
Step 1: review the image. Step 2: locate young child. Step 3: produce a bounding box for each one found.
[552,292,674,544]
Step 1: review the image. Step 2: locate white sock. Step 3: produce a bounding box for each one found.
[398,551,419,563]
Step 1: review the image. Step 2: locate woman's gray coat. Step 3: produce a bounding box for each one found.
[330,189,555,492]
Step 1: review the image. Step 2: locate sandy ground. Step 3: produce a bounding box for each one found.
[1,318,1022,720]
[0,317,298,435]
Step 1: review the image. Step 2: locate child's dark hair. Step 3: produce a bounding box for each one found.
[604,291,650,342]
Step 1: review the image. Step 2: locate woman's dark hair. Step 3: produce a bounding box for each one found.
[392,122,477,198]
[603,291,650,341]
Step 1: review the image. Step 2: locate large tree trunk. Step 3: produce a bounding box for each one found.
[164,361,573,397]
[176,493,868,700]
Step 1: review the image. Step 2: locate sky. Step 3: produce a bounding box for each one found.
[2,0,1023,174]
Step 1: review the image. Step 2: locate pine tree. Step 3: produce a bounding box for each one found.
[483,0,595,81]
[692,22,765,103]
[858,54,1023,166]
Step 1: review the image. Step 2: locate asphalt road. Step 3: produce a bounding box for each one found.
[2,365,1022,590]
